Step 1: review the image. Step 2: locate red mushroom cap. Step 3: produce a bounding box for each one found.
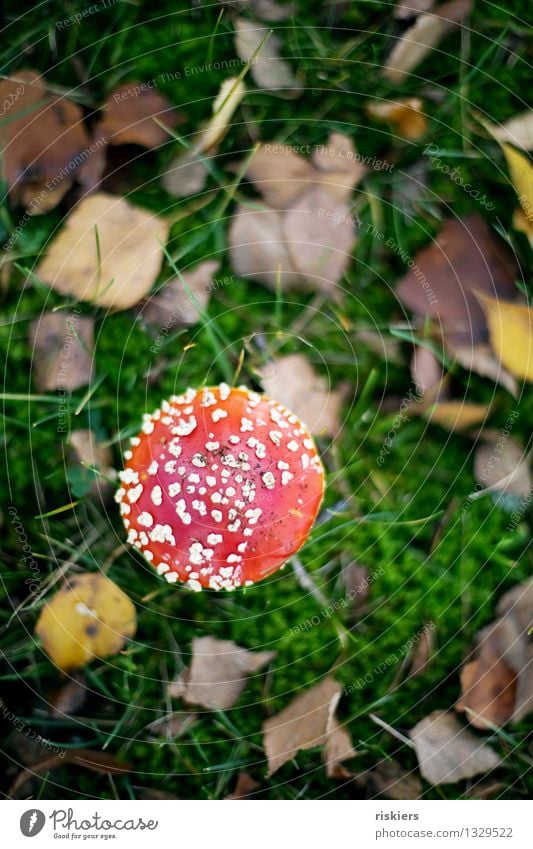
[115,385,325,591]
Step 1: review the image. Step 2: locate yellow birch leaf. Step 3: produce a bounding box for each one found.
[477,294,533,382]
[36,573,137,672]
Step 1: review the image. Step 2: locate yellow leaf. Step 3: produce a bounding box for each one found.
[501,144,533,237]
[477,294,533,382]
[37,193,170,310]
[36,573,136,672]
[424,401,491,432]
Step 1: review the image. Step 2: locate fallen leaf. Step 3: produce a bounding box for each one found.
[477,295,533,382]
[421,400,491,432]
[357,329,403,363]
[162,77,245,197]
[408,622,435,678]
[146,712,198,739]
[260,353,344,435]
[234,18,301,94]
[366,98,427,140]
[410,346,444,397]
[447,342,518,397]
[340,562,370,605]
[409,710,502,784]
[37,192,170,310]
[244,143,316,209]
[367,759,422,799]
[10,748,132,797]
[161,149,211,198]
[262,677,345,776]
[500,142,533,243]
[513,207,533,247]
[284,187,356,289]
[142,261,220,328]
[245,134,364,209]
[48,672,87,717]
[0,70,97,212]
[222,0,296,20]
[136,788,179,800]
[457,653,516,731]
[394,0,435,18]
[230,133,363,294]
[502,143,533,213]
[225,771,260,799]
[29,312,94,392]
[229,205,305,289]
[69,429,115,493]
[35,573,137,672]
[396,215,517,345]
[310,133,367,202]
[200,76,247,153]
[323,718,357,779]
[464,779,505,799]
[457,578,533,728]
[383,0,472,83]
[96,83,182,149]
[473,438,531,498]
[490,111,533,152]
[168,636,275,710]
[68,429,115,499]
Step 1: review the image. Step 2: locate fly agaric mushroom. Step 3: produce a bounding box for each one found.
[115,385,324,591]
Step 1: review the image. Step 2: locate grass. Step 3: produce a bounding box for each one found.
[0,0,531,800]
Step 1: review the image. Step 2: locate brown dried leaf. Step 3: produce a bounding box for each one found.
[284,187,356,292]
[383,0,472,83]
[229,205,305,289]
[37,193,170,310]
[310,133,367,202]
[48,673,87,718]
[490,111,533,152]
[96,83,182,149]
[447,342,518,397]
[35,573,137,672]
[366,98,427,140]
[410,346,444,397]
[10,748,132,797]
[340,562,370,604]
[161,149,211,198]
[323,718,357,779]
[142,261,220,328]
[162,78,245,197]
[245,134,364,209]
[457,578,533,728]
[0,70,95,212]
[396,215,517,346]
[29,312,94,392]
[369,759,422,799]
[260,353,344,435]
[245,143,315,208]
[225,771,260,799]
[408,622,435,678]
[409,710,501,785]
[234,19,300,94]
[146,712,198,739]
[69,429,113,476]
[473,438,531,498]
[168,636,275,710]
[262,677,342,776]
